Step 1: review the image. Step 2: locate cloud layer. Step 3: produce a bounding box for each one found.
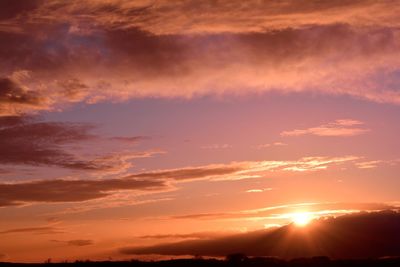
[1,0,400,115]
[0,156,359,207]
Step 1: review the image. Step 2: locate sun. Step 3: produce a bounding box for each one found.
[291,212,313,227]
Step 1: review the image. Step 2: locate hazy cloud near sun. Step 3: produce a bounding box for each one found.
[121,210,400,259]
[167,202,397,221]
[1,0,400,114]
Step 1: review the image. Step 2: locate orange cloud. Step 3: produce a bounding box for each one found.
[0,76,50,116]
[18,1,400,35]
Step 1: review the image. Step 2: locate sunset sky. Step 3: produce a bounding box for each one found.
[1,0,400,262]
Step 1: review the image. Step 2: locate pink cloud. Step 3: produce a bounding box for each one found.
[281,119,369,137]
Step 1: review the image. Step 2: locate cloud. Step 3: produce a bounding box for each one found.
[201,144,232,150]
[0,116,100,169]
[126,155,358,182]
[0,226,65,235]
[17,1,400,35]
[256,142,287,149]
[281,119,369,137]
[0,178,166,207]
[109,136,148,143]
[168,202,396,221]
[120,210,400,259]
[0,156,358,207]
[0,1,400,111]
[126,165,243,181]
[138,232,225,240]
[245,188,273,193]
[0,116,159,172]
[0,77,48,115]
[51,239,94,246]
[356,160,382,169]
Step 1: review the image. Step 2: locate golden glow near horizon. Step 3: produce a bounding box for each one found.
[291,212,313,227]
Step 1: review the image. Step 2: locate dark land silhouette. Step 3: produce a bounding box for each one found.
[2,256,400,267]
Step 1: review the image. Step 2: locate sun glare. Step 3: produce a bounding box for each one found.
[292,212,313,226]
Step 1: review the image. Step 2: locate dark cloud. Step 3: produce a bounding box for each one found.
[110,136,149,143]
[127,165,243,181]
[0,78,42,105]
[51,239,94,247]
[0,161,249,207]
[0,0,42,20]
[67,239,93,246]
[0,226,64,235]
[0,178,166,207]
[0,161,248,207]
[121,210,400,259]
[138,232,223,240]
[0,116,103,169]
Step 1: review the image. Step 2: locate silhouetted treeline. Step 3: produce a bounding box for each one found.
[1,256,400,267]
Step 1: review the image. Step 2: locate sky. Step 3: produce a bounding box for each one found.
[0,0,400,262]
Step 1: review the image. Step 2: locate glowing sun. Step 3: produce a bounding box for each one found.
[292,212,313,226]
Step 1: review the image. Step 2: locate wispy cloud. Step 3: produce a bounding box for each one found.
[137,232,225,240]
[0,116,162,173]
[281,119,369,137]
[168,202,397,221]
[245,188,273,193]
[355,160,382,169]
[51,239,94,247]
[201,144,232,150]
[0,155,359,207]
[256,142,287,149]
[0,178,167,207]
[109,136,149,143]
[0,226,65,235]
